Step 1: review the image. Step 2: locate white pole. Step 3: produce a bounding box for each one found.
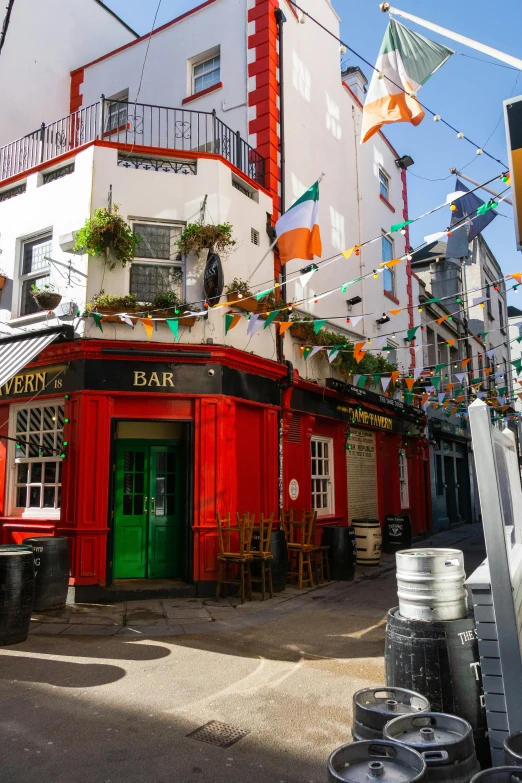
[449,170,513,206]
[380,4,522,72]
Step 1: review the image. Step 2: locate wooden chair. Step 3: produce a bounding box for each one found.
[251,513,274,600]
[216,512,254,604]
[309,513,331,585]
[285,510,315,589]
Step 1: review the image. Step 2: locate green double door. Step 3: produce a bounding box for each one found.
[113,442,182,579]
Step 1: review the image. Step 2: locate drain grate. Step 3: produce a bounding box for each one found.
[186,720,249,748]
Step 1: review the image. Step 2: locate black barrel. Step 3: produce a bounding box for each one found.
[384,713,480,783]
[328,740,427,783]
[383,514,412,554]
[24,537,69,612]
[471,769,522,782]
[251,529,288,593]
[321,526,356,581]
[352,687,430,741]
[0,547,35,645]
[385,607,490,769]
[505,732,522,767]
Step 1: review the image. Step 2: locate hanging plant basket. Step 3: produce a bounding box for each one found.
[33,292,62,311]
[290,323,313,341]
[91,305,142,323]
[226,292,264,313]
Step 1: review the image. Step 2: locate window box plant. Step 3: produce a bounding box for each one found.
[86,293,141,322]
[31,283,62,311]
[177,222,236,256]
[225,278,276,314]
[73,205,142,268]
[290,314,316,341]
[149,292,197,326]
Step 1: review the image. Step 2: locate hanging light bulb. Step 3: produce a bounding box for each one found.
[373,270,379,279]
[392,333,396,339]
[406,255,413,261]
[340,44,347,55]
[450,204,457,211]
[418,306,423,312]
[434,114,441,122]
[377,71,384,80]
[477,148,484,155]
[457,132,464,140]
[237,292,243,299]
[299,12,306,23]
[514,286,519,293]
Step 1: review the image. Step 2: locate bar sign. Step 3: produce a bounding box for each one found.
[504,95,522,252]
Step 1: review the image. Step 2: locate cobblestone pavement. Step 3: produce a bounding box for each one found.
[29,523,483,637]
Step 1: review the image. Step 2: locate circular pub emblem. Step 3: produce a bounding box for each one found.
[289,479,299,501]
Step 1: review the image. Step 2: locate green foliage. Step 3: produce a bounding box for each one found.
[73,205,142,267]
[31,282,59,294]
[87,292,139,311]
[150,291,182,310]
[177,222,236,255]
[289,312,397,379]
[225,277,252,296]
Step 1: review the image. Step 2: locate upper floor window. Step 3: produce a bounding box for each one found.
[193,54,220,94]
[382,235,395,294]
[499,300,505,330]
[130,221,184,302]
[379,168,389,200]
[311,437,334,516]
[20,234,52,316]
[9,401,64,517]
[485,279,493,318]
[106,89,129,133]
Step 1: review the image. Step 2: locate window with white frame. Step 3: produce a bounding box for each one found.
[19,234,53,316]
[382,234,395,294]
[130,222,184,302]
[106,89,129,133]
[311,437,334,515]
[193,53,220,94]
[399,449,409,508]
[379,168,389,200]
[10,401,64,516]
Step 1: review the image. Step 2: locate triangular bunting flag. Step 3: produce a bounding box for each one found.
[381,377,392,393]
[479,332,488,340]
[92,312,103,332]
[279,321,292,334]
[405,377,415,390]
[391,371,400,384]
[119,314,135,328]
[357,375,367,388]
[425,297,442,304]
[413,367,423,381]
[455,373,466,384]
[424,232,446,245]
[225,313,241,335]
[263,310,281,328]
[354,341,366,363]
[141,318,154,341]
[299,269,316,288]
[166,318,179,341]
[461,358,472,370]
[447,339,456,348]
[432,377,441,390]
[390,219,413,234]
[407,326,420,343]
[247,313,260,336]
[512,359,522,375]
[437,315,450,325]
[349,315,363,329]
[308,346,323,359]
[372,374,382,389]
[508,273,522,284]
[249,316,265,338]
[328,347,341,363]
[435,363,445,374]
[342,246,360,259]
[388,308,403,316]
[313,320,326,334]
[255,287,274,301]
[438,393,446,403]
[382,258,403,268]
[487,348,496,359]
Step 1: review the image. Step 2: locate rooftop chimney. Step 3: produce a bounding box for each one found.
[342,66,368,103]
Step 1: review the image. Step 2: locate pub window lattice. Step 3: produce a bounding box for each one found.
[0,183,26,203]
[130,222,184,301]
[311,436,334,515]
[251,228,259,246]
[117,155,196,175]
[130,264,183,302]
[42,163,75,185]
[12,402,64,513]
[20,234,52,316]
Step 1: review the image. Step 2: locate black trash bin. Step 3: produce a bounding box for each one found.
[321,526,357,581]
[24,537,70,612]
[0,545,34,645]
[251,528,288,593]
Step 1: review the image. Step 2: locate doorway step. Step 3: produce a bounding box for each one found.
[69,578,196,605]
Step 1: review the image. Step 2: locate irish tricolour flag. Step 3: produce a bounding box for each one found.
[275,181,322,265]
[361,19,453,143]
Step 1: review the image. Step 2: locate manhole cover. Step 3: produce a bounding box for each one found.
[186,720,249,748]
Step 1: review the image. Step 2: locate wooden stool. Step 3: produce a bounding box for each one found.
[216,512,254,604]
[286,511,315,589]
[251,513,274,600]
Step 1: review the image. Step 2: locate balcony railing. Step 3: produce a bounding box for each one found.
[0,97,265,186]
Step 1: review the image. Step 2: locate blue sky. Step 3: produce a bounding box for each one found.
[104,0,522,304]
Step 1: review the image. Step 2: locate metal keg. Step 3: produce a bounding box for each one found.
[352,687,430,741]
[328,740,427,783]
[395,549,467,621]
[505,731,522,767]
[470,769,522,783]
[384,713,480,783]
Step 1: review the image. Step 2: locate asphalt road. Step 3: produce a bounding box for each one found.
[0,527,485,783]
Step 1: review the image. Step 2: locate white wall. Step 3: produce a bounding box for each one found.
[0,0,136,146]
[0,148,95,334]
[79,0,249,139]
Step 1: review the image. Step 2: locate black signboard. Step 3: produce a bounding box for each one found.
[382,514,412,554]
[326,377,424,420]
[203,251,224,306]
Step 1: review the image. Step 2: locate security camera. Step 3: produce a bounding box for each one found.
[208,369,215,377]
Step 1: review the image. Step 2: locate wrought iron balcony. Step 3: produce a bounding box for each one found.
[0,97,265,186]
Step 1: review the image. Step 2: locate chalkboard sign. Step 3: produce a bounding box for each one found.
[382,514,411,554]
[203,251,224,306]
